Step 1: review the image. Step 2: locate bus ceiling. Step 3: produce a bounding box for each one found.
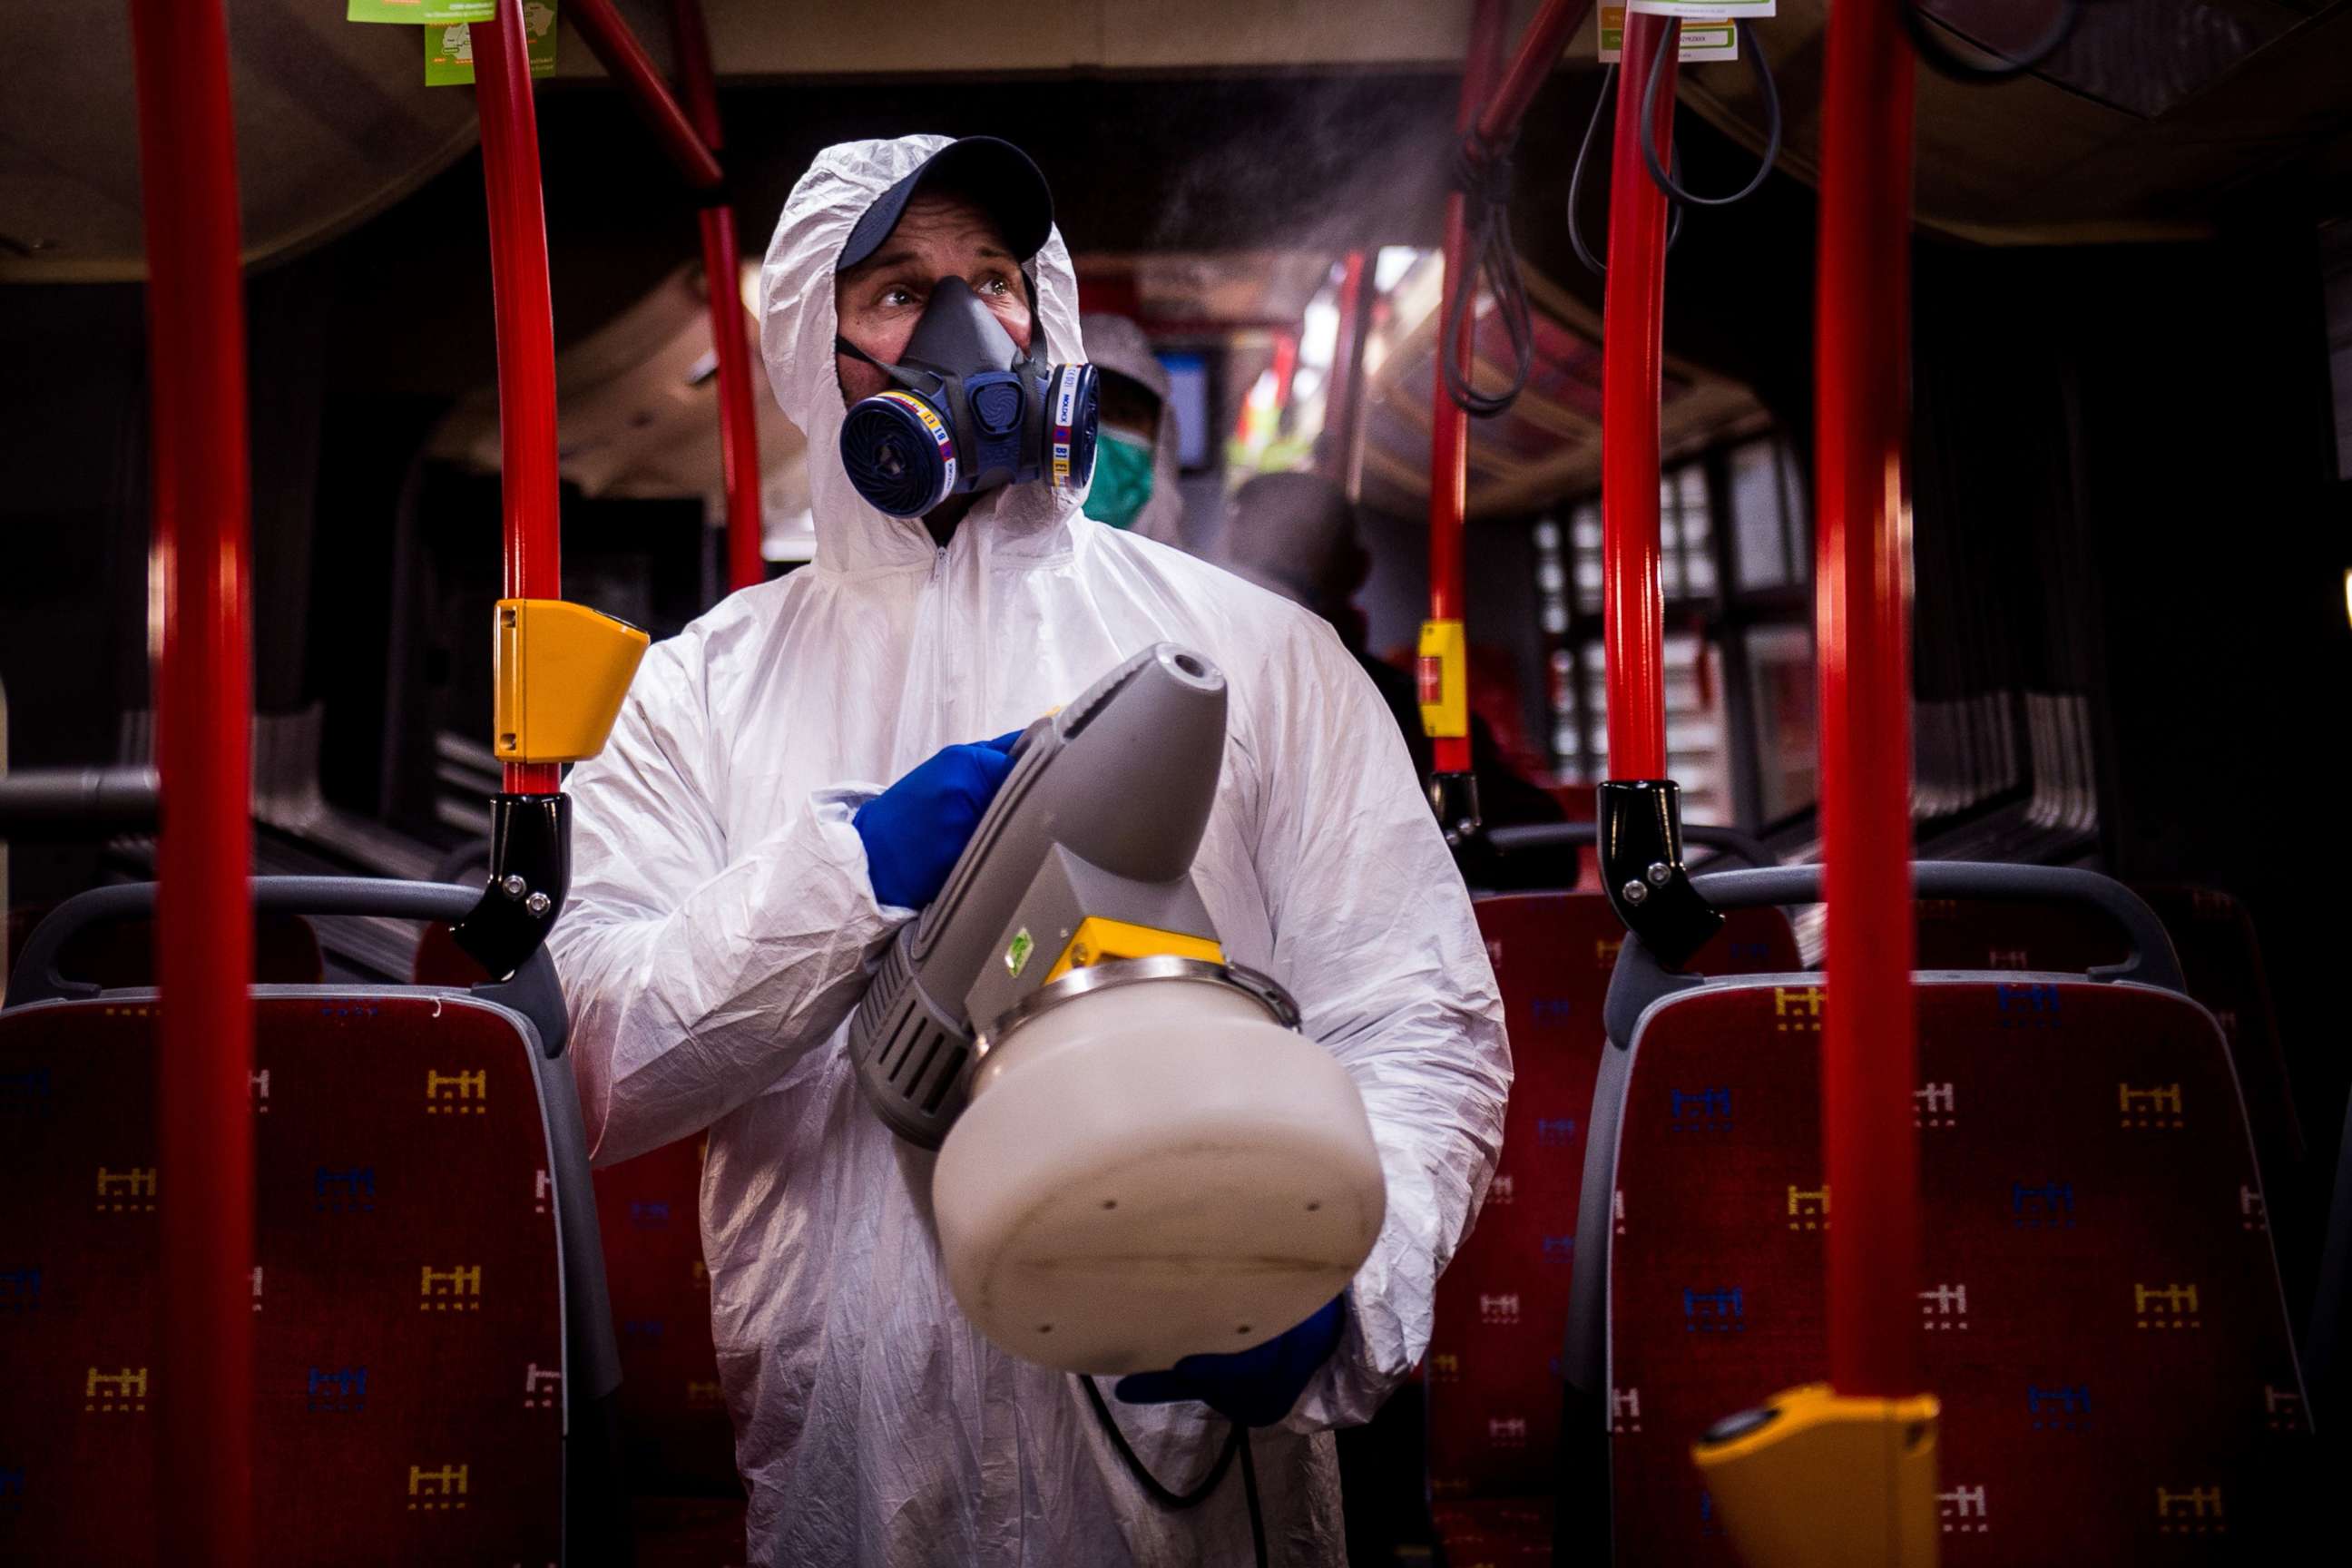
[7,2,2352,283]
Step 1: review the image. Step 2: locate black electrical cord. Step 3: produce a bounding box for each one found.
[1900,0,2081,83]
[1238,1420,1268,1566]
[1565,64,1687,278]
[1079,1376,1269,1567]
[1640,20,1783,209]
[1440,131,1537,420]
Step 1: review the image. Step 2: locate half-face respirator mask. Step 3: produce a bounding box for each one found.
[849,644,1388,1375]
[838,277,1101,518]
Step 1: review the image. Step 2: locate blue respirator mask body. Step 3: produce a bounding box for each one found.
[838,277,1101,518]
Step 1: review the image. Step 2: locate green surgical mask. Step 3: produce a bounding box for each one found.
[1083,430,1155,529]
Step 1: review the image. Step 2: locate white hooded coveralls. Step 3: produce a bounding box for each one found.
[549,135,1510,1568]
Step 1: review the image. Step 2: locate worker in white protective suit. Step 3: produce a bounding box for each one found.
[549,133,1509,1568]
[1077,310,1188,546]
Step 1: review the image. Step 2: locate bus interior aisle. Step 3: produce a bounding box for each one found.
[4,3,2351,1566]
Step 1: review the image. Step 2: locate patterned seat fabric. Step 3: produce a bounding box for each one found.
[416,920,747,1553]
[1603,979,2312,1564]
[1425,897,1798,1539]
[0,994,565,1566]
[1430,1496,1553,1566]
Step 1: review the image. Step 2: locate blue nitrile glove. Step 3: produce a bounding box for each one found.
[1112,1297,1346,1427]
[852,732,1021,910]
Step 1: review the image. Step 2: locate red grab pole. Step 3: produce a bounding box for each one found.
[701,205,765,591]
[667,0,767,593]
[1319,250,1369,489]
[1424,0,1509,779]
[1600,11,1676,781]
[129,0,255,1560]
[1816,0,1923,1401]
[473,2,564,796]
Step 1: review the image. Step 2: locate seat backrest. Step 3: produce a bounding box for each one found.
[1593,973,2311,1564]
[2134,886,2304,1171]
[7,907,325,989]
[1425,894,1799,1504]
[1914,894,2128,974]
[0,990,569,1565]
[0,876,615,1566]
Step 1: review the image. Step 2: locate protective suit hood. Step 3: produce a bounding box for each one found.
[760,135,1091,575]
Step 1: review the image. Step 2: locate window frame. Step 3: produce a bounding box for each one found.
[1533,435,1816,833]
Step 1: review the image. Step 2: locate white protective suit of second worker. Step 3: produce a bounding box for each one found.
[549,134,1510,1568]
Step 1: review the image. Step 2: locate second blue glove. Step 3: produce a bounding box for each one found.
[1112,1296,1346,1428]
[853,732,1020,910]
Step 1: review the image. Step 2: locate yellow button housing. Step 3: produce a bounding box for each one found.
[1416,619,1468,740]
[1692,1383,1940,1568]
[493,598,651,765]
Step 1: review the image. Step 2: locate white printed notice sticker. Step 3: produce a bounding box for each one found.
[1626,0,1776,18]
[1600,5,1740,62]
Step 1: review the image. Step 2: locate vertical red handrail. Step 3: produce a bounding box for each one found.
[1600,11,1677,780]
[668,0,723,146]
[667,0,765,592]
[566,0,725,190]
[1426,0,1510,777]
[130,0,254,1561]
[1816,0,1922,1401]
[474,1,564,796]
[1320,250,1370,489]
[701,205,765,591]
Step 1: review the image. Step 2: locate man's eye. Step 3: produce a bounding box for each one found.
[881,287,916,308]
[980,276,1012,297]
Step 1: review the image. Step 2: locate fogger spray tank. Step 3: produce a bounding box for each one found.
[850,643,1387,1374]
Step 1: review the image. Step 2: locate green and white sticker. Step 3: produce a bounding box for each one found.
[426,2,559,85]
[348,1,496,22]
[1004,928,1034,978]
[1600,4,1740,62]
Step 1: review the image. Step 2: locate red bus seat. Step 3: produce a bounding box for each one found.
[0,877,617,1566]
[1573,867,2313,1563]
[594,1136,740,1501]
[1424,894,1798,1562]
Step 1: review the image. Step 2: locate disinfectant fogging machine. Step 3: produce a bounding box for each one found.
[851,643,1387,1374]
